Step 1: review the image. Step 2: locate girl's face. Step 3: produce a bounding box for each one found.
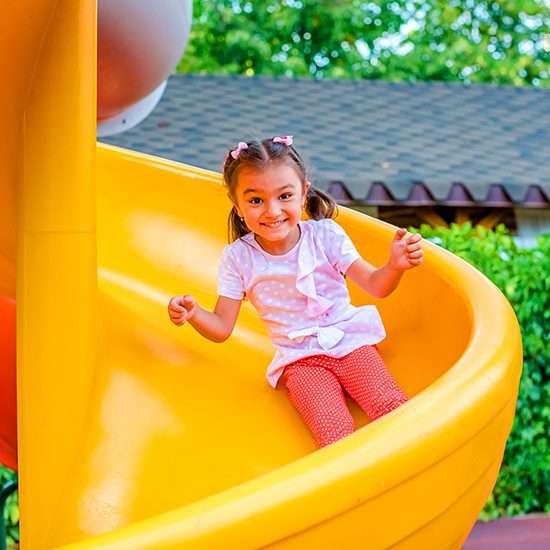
[234,162,310,255]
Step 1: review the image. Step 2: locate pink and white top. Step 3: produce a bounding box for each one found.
[218,218,386,388]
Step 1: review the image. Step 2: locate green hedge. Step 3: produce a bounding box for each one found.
[416,223,550,519]
[0,465,18,549]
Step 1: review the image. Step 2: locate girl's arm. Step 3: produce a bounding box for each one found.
[346,228,423,298]
[167,295,242,343]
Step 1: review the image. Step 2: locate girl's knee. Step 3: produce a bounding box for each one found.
[316,415,355,447]
[296,400,355,448]
[370,392,408,420]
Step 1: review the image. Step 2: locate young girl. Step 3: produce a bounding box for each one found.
[168,136,423,448]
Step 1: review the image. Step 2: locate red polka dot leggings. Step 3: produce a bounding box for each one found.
[282,345,408,448]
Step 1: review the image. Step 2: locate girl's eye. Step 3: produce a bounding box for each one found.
[249,197,262,205]
[280,193,293,200]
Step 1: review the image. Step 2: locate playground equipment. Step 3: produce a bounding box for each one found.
[0,297,16,472]
[1,1,522,548]
[97,0,192,136]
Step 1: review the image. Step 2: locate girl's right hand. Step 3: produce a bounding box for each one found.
[167,295,197,326]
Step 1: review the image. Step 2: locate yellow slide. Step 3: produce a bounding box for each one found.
[2,2,522,549]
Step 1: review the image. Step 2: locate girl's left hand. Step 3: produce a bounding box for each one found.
[389,228,424,271]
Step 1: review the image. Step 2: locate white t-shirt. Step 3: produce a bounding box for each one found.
[218,218,386,388]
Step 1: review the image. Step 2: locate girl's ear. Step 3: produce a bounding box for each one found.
[234,204,243,218]
[227,192,242,217]
[303,180,312,206]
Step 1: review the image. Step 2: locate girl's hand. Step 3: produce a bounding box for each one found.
[167,295,197,326]
[389,228,423,272]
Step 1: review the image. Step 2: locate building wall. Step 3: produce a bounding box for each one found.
[514,208,550,248]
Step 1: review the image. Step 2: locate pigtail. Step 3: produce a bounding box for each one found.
[305,187,337,220]
[228,206,250,242]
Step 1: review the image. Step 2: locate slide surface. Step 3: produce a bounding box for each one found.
[1,2,522,549]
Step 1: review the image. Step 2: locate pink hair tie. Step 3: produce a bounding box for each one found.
[273,135,293,146]
[230,141,248,159]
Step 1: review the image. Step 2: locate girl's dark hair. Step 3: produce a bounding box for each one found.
[223,137,337,242]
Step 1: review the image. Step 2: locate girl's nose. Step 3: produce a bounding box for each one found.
[265,200,282,217]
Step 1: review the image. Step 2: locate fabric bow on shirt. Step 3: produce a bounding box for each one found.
[288,325,345,351]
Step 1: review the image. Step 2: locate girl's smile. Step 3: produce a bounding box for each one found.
[234,163,310,255]
[261,219,287,229]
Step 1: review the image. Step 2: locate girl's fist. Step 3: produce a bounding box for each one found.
[389,228,424,271]
[167,295,197,326]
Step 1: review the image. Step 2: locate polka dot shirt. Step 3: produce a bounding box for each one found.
[218,219,386,388]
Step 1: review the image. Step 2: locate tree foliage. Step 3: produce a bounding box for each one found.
[0,466,18,549]
[177,0,549,86]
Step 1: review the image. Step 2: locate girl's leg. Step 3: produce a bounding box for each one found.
[283,361,355,448]
[334,345,408,421]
